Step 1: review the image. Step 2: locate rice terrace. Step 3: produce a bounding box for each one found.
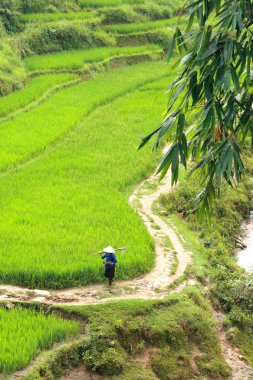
[0,0,253,379]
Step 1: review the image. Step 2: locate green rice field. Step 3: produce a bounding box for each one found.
[0,73,78,118]
[0,61,164,172]
[0,60,175,288]
[0,0,180,290]
[24,45,160,72]
[78,0,145,8]
[19,11,95,24]
[104,17,187,34]
[0,0,219,377]
[0,307,78,373]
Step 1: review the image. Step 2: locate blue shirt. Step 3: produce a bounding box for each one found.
[102,253,117,268]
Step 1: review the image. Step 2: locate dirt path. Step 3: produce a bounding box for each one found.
[213,310,253,380]
[1,153,252,379]
[0,168,191,305]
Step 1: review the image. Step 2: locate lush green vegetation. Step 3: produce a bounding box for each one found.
[0,73,77,118]
[18,11,94,24]
[24,45,159,71]
[158,153,253,365]
[141,0,253,216]
[104,18,183,34]
[0,22,25,95]
[0,306,79,373]
[78,0,145,9]
[18,0,81,13]
[1,0,252,375]
[19,20,115,55]
[0,61,170,288]
[12,288,229,379]
[60,287,229,379]
[0,61,164,171]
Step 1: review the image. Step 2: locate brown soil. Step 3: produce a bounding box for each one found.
[60,366,102,380]
[213,309,253,380]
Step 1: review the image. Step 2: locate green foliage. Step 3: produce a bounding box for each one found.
[235,328,253,367]
[14,290,229,379]
[100,2,178,25]
[101,5,143,25]
[151,350,192,380]
[140,0,253,218]
[0,61,168,288]
[0,23,26,95]
[64,287,230,379]
[159,162,253,339]
[24,44,159,71]
[0,306,79,373]
[18,339,85,380]
[18,11,94,25]
[19,20,114,55]
[105,18,185,35]
[0,0,21,32]
[133,2,171,21]
[78,0,145,9]
[116,29,174,51]
[111,364,157,380]
[19,0,80,13]
[0,73,77,118]
[83,332,125,375]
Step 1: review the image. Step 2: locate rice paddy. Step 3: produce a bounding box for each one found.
[0,0,201,376]
[0,307,79,373]
[19,11,94,24]
[0,0,183,291]
[104,17,187,34]
[0,61,164,172]
[0,73,77,118]
[78,0,145,8]
[24,44,160,72]
[0,0,179,286]
[0,61,169,288]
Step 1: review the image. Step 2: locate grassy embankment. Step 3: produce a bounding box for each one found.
[0,73,78,118]
[0,24,25,95]
[104,17,187,34]
[157,151,253,366]
[17,287,230,380]
[18,11,94,24]
[23,44,160,71]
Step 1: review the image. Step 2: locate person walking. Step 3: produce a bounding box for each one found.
[100,246,117,286]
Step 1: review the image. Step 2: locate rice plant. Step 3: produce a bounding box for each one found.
[104,17,187,34]
[0,61,165,172]
[0,307,79,373]
[24,45,159,72]
[0,73,77,118]
[19,11,94,24]
[79,0,145,9]
[0,61,169,288]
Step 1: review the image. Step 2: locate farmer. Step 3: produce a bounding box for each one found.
[100,246,117,285]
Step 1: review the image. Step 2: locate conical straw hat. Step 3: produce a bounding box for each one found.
[103,246,115,254]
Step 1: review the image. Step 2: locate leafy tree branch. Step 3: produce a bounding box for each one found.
[139,0,253,221]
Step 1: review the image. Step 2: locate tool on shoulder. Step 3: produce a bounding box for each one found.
[93,246,129,255]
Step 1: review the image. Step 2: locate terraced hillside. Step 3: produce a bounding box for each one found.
[0,0,185,288]
[1,2,253,380]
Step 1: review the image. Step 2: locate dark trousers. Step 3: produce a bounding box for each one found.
[104,267,115,285]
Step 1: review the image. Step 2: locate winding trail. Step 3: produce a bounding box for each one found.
[0,167,191,305]
[2,157,252,379]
